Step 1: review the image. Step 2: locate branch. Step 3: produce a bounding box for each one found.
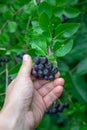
[0,7,24,32]
[0,93,5,96]
[0,70,6,76]
[6,64,8,89]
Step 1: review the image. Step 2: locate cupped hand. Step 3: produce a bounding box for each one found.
[1,55,64,130]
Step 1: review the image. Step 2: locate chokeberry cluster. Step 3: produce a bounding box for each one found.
[45,102,69,114]
[31,57,58,81]
[0,57,9,63]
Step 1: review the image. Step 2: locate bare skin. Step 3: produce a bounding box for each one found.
[0,55,64,130]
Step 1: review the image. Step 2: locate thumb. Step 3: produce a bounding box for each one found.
[17,54,32,78]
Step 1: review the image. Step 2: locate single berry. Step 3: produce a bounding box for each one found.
[40,57,48,64]
[44,75,49,80]
[63,102,69,108]
[48,75,55,81]
[43,69,49,76]
[34,64,38,71]
[38,64,44,70]
[45,62,53,70]
[34,57,40,64]
[50,107,57,114]
[52,67,58,74]
[57,104,64,112]
[38,74,44,79]
[31,69,38,77]
[38,70,43,75]
[62,15,68,23]
[4,58,9,63]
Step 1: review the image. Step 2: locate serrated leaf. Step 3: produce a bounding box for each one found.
[64,7,80,18]
[54,39,73,57]
[55,23,80,38]
[38,2,53,18]
[7,21,17,33]
[53,39,70,52]
[39,12,49,30]
[31,40,47,56]
[76,58,87,75]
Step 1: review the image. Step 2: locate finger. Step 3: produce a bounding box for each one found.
[43,86,63,108]
[38,78,64,97]
[34,72,60,90]
[17,54,32,78]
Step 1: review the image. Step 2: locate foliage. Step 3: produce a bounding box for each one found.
[0,0,87,129]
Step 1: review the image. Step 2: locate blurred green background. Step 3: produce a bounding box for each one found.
[0,0,87,130]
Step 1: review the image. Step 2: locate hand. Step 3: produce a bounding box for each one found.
[0,55,64,130]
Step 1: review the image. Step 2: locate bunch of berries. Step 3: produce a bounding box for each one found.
[31,57,58,80]
[45,102,69,114]
[0,57,9,63]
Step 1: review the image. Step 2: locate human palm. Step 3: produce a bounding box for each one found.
[27,74,64,129]
[2,55,64,130]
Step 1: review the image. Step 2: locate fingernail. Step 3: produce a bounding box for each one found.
[23,54,29,61]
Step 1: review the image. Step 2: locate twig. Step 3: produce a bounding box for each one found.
[26,20,31,31]
[0,70,6,76]
[0,7,24,32]
[14,7,24,16]
[0,93,5,96]
[6,64,8,89]
[0,20,9,33]
[48,46,53,56]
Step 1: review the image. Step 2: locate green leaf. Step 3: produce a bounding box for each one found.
[38,2,53,18]
[39,12,49,30]
[54,7,64,17]
[31,40,47,56]
[0,5,8,13]
[64,7,80,18]
[55,23,80,38]
[0,33,10,44]
[67,0,79,5]
[71,75,87,103]
[46,0,56,6]
[57,0,68,6]
[54,39,73,57]
[76,58,87,75]
[7,21,17,33]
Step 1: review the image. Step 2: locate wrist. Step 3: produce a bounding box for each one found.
[0,103,23,130]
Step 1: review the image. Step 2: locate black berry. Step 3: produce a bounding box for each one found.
[63,102,69,108]
[52,67,58,74]
[34,64,38,71]
[38,64,44,70]
[34,57,40,65]
[62,15,68,23]
[43,69,49,76]
[57,104,64,112]
[40,57,48,64]
[45,62,53,70]
[31,69,38,77]
[44,76,49,80]
[48,75,55,81]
